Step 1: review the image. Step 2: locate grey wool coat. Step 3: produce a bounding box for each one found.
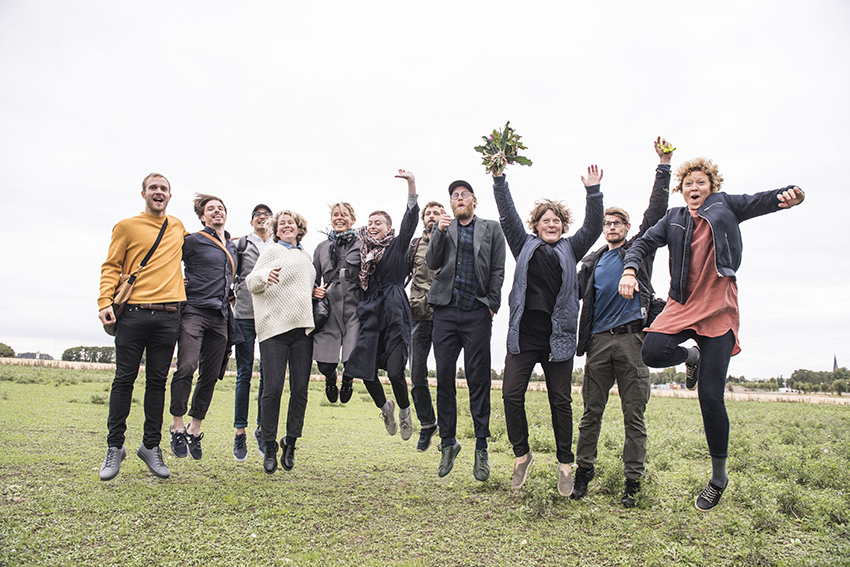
[311,234,363,364]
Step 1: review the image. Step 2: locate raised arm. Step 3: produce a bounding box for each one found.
[492,175,529,259]
[568,165,605,260]
[635,137,673,237]
[395,169,420,243]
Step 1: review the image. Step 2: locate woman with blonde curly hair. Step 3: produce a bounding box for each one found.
[246,210,315,474]
[492,166,604,496]
[619,157,805,511]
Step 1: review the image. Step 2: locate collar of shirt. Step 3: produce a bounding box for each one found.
[277,240,302,250]
[247,231,271,252]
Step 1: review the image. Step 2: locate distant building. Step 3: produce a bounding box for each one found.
[17,352,54,360]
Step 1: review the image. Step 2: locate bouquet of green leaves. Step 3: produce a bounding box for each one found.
[474,121,532,177]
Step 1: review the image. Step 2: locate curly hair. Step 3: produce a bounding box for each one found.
[527,199,572,236]
[271,210,308,244]
[674,157,724,193]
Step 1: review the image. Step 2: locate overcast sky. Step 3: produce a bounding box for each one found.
[1,1,847,379]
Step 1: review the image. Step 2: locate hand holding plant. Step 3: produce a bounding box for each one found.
[474,121,532,177]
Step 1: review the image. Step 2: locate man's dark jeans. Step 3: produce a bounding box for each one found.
[234,318,264,429]
[107,306,180,449]
[409,319,436,427]
[169,308,228,421]
[642,329,735,459]
[433,306,492,442]
[258,328,313,445]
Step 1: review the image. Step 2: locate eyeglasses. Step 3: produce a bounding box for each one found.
[253,211,272,218]
[603,220,624,228]
[451,191,472,201]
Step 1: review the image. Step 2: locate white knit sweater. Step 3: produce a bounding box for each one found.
[245,243,316,342]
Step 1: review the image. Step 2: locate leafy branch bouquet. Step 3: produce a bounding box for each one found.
[474,121,532,177]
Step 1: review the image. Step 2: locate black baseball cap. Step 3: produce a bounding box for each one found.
[252,204,272,217]
[448,180,474,196]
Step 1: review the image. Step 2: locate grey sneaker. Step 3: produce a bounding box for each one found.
[99,446,126,481]
[473,448,490,482]
[233,433,248,462]
[511,453,534,489]
[381,400,397,436]
[254,428,264,456]
[137,445,170,479]
[185,431,204,460]
[399,408,414,441]
[557,464,574,497]
[438,441,461,477]
[685,345,700,390]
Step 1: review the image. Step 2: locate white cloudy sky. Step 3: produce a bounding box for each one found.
[1,1,847,379]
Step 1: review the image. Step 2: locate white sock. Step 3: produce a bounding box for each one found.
[398,406,411,419]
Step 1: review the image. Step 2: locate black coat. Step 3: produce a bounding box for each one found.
[343,200,420,381]
[576,165,670,357]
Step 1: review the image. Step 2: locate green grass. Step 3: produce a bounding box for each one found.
[0,365,848,566]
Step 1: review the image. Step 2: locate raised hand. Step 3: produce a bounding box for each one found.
[655,136,674,165]
[581,165,603,187]
[777,186,805,208]
[437,212,452,231]
[395,169,417,193]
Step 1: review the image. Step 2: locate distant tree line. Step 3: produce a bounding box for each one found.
[61,346,116,364]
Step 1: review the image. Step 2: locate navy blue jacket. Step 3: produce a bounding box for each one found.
[623,187,794,304]
[494,175,603,361]
[183,227,237,316]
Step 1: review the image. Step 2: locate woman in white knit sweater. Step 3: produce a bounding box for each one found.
[246,210,315,474]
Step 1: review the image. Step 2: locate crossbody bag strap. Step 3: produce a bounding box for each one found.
[127,218,169,286]
[197,230,236,275]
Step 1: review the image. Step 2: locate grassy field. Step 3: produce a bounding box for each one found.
[0,364,848,567]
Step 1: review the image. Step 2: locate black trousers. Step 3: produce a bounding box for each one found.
[433,306,492,441]
[107,306,180,449]
[259,329,313,446]
[363,343,410,409]
[502,350,574,464]
[169,307,228,421]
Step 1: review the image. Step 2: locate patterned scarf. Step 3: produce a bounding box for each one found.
[357,225,395,291]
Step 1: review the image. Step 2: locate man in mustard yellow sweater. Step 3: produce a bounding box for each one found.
[98,173,187,481]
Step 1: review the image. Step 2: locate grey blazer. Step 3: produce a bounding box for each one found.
[425,215,506,314]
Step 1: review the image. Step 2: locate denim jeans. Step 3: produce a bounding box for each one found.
[433,306,492,442]
[233,318,264,429]
[107,306,180,449]
[258,328,313,445]
[642,329,735,458]
[409,320,436,427]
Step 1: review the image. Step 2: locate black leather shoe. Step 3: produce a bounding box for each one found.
[263,441,278,474]
[325,371,339,403]
[339,377,354,404]
[622,478,641,508]
[280,438,296,471]
[571,465,596,499]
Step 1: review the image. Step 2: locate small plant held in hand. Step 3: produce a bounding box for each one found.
[657,141,676,154]
[474,121,532,177]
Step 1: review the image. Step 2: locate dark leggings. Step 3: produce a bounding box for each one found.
[317,362,339,381]
[362,344,410,409]
[642,329,735,459]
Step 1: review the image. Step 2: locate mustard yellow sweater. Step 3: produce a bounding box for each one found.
[98,213,188,309]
